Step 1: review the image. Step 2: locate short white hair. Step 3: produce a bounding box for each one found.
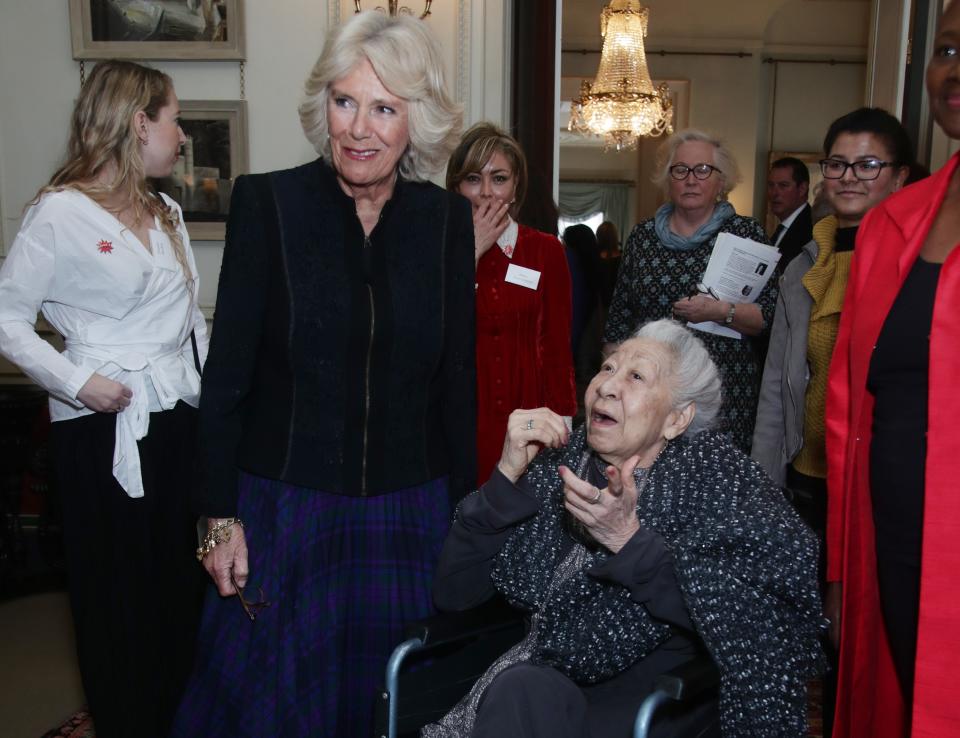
[651,128,742,201]
[298,11,462,181]
[632,319,722,436]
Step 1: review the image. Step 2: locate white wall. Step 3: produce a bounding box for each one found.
[769,62,867,154]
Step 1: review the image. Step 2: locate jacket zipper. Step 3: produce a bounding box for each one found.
[361,234,374,496]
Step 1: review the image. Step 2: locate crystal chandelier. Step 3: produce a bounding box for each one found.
[353,0,432,18]
[569,0,673,151]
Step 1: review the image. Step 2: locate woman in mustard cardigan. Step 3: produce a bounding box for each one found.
[751,107,911,735]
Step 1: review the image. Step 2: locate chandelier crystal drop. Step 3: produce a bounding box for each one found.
[569,0,673,151]
[353,0,432,19]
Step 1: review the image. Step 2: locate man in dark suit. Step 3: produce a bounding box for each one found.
[753,157,814,365]
[767,157,813,270]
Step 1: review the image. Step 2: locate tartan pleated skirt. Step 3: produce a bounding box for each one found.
[171,471,452,738]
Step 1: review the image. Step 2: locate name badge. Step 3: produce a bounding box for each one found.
[504,263,541,290]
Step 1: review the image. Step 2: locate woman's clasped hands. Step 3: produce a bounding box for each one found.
[672,293,727,324]
[495,407,642,554]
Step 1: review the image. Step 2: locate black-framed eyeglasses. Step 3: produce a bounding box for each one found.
[231,572,271,622]
[669,163,722,181]
[819,158,895,181]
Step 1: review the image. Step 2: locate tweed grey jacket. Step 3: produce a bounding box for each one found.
[751,238,818,486]
[492,427,824,736]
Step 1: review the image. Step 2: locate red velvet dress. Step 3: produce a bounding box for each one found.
[826,152,960,738]
[475,224,577,485]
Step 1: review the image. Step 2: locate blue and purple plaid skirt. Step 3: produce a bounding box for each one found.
[171,472,451,738]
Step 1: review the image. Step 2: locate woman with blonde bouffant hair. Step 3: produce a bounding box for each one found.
[0,60,208,737]
[171,12,475,738]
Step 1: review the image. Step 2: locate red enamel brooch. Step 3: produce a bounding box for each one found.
[97,240,113,254]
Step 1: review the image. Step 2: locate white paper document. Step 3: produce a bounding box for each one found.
[687,233,781,339]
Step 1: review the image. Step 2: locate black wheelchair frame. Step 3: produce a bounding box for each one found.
[374,597,720,738]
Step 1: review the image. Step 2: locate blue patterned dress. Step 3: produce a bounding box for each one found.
[603,214,776,452]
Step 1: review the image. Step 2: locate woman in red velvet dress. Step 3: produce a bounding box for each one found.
[447,123,577,485]
[826,4,960,735]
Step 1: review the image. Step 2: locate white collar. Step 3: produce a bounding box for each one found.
[497,217,519,258]
[778,202,808,231]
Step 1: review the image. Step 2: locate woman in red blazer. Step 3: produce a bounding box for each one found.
[447,123,577,485]
[826,5,960,736]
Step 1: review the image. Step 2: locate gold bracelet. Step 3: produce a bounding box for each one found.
[196,518,244,562]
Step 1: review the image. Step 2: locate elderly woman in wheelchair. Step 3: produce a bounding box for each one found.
[424,319,823,737]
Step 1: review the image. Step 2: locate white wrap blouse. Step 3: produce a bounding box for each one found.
[0,189,208,497]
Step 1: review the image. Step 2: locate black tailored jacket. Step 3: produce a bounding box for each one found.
[196,158,477,516]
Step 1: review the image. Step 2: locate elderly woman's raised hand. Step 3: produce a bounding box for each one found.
[497,408,569,483]
[559,456,642,553]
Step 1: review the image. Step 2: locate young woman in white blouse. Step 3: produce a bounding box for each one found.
[0,61,207,738]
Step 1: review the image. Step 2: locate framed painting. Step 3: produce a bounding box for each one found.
[151,100,248,241]
[764,151,823,235]
[69,0,245,60]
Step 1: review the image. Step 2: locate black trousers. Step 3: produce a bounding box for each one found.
[786,465,836,738]
[51,402,206,738]
[472,649,718,738]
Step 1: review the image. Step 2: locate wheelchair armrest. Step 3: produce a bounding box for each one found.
[651,653,720,702]
[404,596,525,649]
[634,652,720,738]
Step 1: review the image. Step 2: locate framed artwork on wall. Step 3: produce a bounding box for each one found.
[69,0,245,60]
[151,100,248,241]
[764,151,823,235]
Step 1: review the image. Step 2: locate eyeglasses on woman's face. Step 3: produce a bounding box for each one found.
[669,163,722,181]
[819,158,895,181]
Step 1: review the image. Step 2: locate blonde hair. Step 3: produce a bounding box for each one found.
[299,11,462,181]
[445,122,528,212]
[35,60,193,287]
[651,128,742,202]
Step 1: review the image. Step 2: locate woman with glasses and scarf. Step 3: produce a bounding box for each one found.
[826,5,960,734]
[751,108,912,735]
[604,129,773,452]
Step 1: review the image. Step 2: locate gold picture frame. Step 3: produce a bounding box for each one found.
[151,100,248,241]
[69,0,245,60]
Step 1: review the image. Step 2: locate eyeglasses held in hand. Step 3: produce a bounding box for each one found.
[231,571,271,622]
[669,163,722,181]
[819,158,895,181]
[688,282,720,300]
